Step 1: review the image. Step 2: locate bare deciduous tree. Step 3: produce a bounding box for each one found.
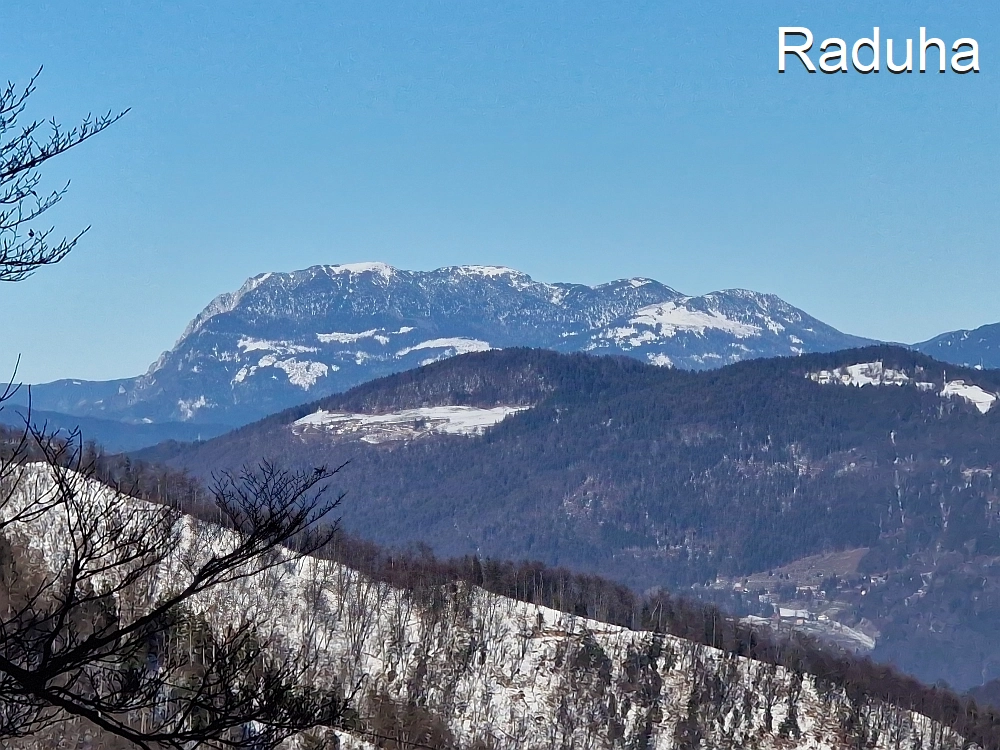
[0,421,351,748]
[0,68,126,281]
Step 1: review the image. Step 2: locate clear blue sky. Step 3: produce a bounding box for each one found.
[2,1,997,382]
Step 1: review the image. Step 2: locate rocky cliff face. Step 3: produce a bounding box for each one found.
[5,467,976,750]
[27,263,871,426]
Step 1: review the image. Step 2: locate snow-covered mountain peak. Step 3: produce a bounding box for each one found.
[715,287,782,300]
[626,277,654,288]
[321,261,397,278]
[29,263,873,426]
[594,277,679,294]
[448,264,525,278]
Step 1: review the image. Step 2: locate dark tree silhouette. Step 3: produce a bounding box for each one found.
[0,422,350,748]
[0,68,126,282]
[0,67,359,747]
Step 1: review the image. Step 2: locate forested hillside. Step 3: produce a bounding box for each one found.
[135,346,1000,688]
[7,461,1000,750]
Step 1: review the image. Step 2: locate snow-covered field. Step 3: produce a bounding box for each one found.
[291,405,528,443]
[630,300,762,338]
[941,380,997,414]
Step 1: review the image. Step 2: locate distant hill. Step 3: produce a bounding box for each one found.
[135,345,1000,689]
[915,322,1000,370]
[26,262,873,427]
[0,403,228,452]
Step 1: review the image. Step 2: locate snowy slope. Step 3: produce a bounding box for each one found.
[586,289,862,368]
[5,467,977,750]
[26,263,872,426]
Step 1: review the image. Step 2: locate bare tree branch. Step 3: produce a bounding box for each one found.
[0,68,127,282]
[0,417,349,748]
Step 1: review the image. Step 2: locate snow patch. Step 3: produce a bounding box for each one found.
[448,265,537,292]
[255,356,331,389]
[177,395,209,420]
[396,338,492,358]
[603,327,658,349]
[549,287,570,304]
[630,301,761,338]
[325,262,395,278]
[237,337,317,355]
[647,353,673,367]
[316,330,389,345]
[941,380,997,414]
[453,265,520,278]
[234,358,336,389]
[292,405,528,443]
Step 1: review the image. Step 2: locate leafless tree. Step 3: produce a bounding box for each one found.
[0,420,351,748]
[0,68,126,282]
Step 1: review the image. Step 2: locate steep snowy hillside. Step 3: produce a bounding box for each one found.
[4,467,981,750]
[25,263,871,426]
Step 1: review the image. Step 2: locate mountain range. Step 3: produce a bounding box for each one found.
[22,263,876,429]
[12,260,1000,737]
[23,262,1000,441]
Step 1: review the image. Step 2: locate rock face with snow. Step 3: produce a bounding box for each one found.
[26,263,871,426]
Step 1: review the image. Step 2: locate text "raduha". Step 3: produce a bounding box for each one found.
[779,27,979,74]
